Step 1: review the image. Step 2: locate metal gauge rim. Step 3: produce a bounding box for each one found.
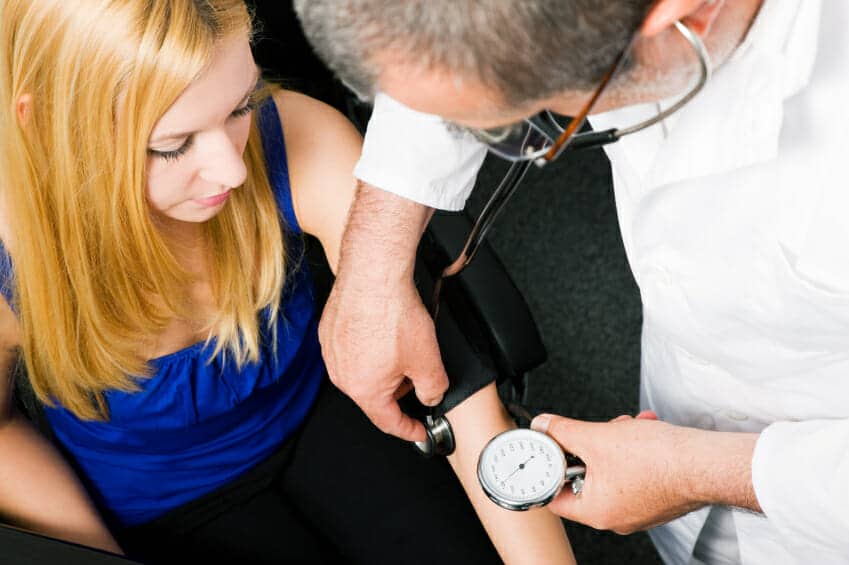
[477,428,566,512]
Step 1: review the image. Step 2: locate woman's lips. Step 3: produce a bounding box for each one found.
[193,190,231,207]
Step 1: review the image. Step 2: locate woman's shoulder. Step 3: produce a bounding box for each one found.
[268,89,361,267]
[269,89,362,172]
[270,89,350,129]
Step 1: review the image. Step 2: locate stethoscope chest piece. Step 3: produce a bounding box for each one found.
[413,414,456,458]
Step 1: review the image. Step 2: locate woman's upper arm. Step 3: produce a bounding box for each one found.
[272,90,363,272]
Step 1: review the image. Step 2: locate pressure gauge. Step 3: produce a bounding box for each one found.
[477,428,586,511]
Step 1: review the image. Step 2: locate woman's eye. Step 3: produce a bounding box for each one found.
[146,100,255,163]
[148,136,194,162]
[230,100,257,119]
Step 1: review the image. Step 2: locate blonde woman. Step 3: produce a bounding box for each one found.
[0,1,575,563]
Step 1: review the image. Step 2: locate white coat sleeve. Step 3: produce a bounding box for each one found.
[751,418,849,553]
[353,93,488,211]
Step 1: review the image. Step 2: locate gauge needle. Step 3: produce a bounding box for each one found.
[505,455,535,481]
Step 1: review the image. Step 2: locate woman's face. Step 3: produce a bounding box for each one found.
[146,34,260,225]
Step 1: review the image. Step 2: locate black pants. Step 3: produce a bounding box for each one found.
[116,379,501,564]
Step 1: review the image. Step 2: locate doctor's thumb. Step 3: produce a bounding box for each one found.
[531,413,589,453]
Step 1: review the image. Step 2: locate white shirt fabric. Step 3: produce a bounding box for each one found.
[354,93,487,211]
[356,0,849,562]
[589,0,849,562]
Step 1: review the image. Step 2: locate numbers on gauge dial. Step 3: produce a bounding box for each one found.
[480,430,565,503]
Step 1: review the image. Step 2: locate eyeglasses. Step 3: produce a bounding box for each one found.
[430,21,711,318]
[467,21,711,166]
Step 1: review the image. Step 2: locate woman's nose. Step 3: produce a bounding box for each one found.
[198,129,248,189]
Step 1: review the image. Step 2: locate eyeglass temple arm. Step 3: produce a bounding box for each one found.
[609,21,712,139]
[558,21,712,155]
[429,160,533,318]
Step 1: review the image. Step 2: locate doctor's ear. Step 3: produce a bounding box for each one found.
[642,0,725,37]
[16,94,32,128]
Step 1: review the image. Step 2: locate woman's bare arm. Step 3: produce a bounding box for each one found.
[0,294,121,553]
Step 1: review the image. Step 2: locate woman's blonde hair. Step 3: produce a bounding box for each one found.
[0,0,286,420]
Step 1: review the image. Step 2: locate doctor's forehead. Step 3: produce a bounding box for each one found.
[377,62,546,130]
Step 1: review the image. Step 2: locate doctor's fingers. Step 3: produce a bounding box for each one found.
[402,329,449,408]
[545,485,585,523]
[545,474,632,533]
[363,394,427,443]
[609,409,660,423]
[392,378,414,401]
[530,414,596,456]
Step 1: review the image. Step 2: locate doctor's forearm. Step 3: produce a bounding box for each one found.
[319,181,447,439]
[681,429,762,513]
[339,181,432,286]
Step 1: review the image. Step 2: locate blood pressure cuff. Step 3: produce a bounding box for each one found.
[303,230,507,420]
[410,257,498,418]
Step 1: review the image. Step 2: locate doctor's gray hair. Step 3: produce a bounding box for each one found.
[294,0,652,105]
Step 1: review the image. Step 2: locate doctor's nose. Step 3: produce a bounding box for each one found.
[198,130,248,189]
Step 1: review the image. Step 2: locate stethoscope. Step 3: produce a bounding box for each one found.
[411,21,711,509]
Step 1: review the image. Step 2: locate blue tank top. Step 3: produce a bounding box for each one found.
[1,100,324,527]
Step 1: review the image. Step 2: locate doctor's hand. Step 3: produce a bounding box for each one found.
[530,413,761,534]
[319,182,448,443]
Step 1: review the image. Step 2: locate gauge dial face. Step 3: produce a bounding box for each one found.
[477,428,566,511]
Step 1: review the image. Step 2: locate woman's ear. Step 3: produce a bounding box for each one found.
[16,94,32,127]
[642,0,725,37]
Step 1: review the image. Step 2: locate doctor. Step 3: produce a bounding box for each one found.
[295,0,849,563]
